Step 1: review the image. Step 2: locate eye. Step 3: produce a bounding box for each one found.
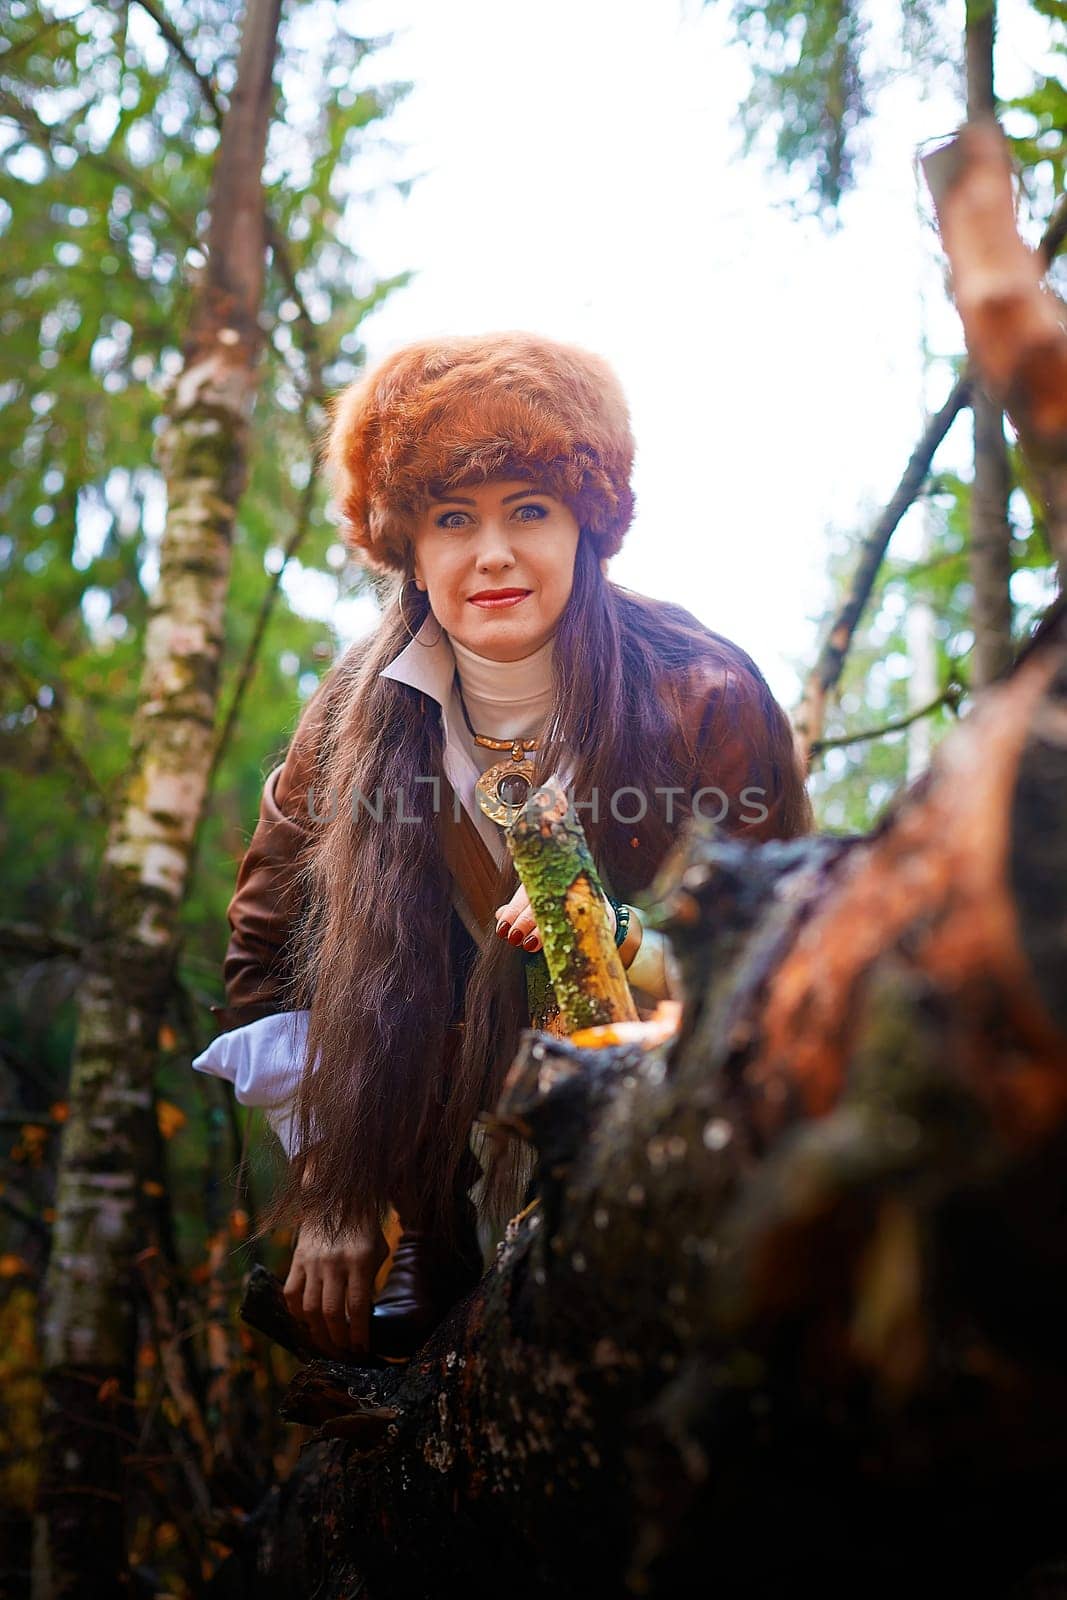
[435,510,470,530]
[513,502,548,522]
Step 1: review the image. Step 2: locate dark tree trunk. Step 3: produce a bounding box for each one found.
[33,5,282,1595]
[965,0,1015,687]
[965,0,996,122]
[225,614,1067,1600]
[970,387,1014,685]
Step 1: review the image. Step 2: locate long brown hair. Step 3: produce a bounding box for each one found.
[275,534,797,1239]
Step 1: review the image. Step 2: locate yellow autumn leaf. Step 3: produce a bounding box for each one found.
[156,1100,187,1140]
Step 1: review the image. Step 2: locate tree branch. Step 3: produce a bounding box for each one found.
[0,1186,50,1240]
[793,373,972,770]
[1038,184,1067,268]
[0,918,84,962]
[0,1110,63,1128]
[0,15,66,68]
[208,458,320,789]
[180,453,321,910]
[924,121,1067,572]
[132,0,223,120]
[811,683,965,756]
[963,5,1015,691]
[0,650,108,805]
[0,89,197,247]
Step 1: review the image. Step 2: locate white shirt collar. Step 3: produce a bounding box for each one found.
[378,618,508,923]
[378,614,458,708]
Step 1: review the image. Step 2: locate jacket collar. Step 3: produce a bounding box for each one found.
[378,614,457,709]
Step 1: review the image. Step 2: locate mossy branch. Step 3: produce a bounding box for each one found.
[507,778,637,1034]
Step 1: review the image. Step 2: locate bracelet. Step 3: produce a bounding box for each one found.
[607,897,630,948]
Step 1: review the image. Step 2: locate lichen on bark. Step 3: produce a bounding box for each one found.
[508,778,637,1034]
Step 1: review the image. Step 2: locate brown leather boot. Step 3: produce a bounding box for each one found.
[369,1213,484,1359]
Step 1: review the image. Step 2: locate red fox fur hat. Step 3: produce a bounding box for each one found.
[323,330,636,576]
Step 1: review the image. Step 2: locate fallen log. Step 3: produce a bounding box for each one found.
[221,626,1067,1599]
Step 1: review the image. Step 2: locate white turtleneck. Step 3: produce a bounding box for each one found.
[448,631,556,752]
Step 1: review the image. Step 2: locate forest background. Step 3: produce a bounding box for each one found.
[1,0,1065,1593]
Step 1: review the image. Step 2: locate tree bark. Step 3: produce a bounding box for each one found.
[33,4,282,1595]
[965,0,995,123]
[228,614,1067,1600]
[965,0,1015,687]
[924,122,1067,578]
[970,385,1014,684]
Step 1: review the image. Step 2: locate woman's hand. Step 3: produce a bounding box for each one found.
[283,1215,389,1358]
[495,884,617,954]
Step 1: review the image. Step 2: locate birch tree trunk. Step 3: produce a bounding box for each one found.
[33,4,282,1594]
[966,0,1014,687]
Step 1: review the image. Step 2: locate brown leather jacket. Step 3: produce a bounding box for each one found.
[213,634,811,1034]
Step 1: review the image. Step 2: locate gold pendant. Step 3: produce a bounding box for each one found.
[474,757,536,827]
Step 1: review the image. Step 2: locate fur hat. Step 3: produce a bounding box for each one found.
[323,330,636,575]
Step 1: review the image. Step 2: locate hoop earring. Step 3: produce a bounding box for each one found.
[397,578,443,647]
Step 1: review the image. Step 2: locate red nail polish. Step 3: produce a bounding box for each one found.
[496,920,510,937]
[522,933,539,951]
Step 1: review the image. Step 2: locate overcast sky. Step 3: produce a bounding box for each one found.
[296,0,1051,706]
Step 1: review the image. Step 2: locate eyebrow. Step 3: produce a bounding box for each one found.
[429,487,552,506]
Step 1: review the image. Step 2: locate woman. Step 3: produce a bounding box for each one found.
[194,331,811,1361]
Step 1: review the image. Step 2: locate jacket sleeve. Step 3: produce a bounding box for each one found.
[684,650,812,843]
[212,765,312,1033]
[212,690,333,1035]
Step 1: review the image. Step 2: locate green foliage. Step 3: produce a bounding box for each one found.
[711,0,945,213]
[0,0,407,1218]
[809,445,1058,831]
[1004,6,1067,275]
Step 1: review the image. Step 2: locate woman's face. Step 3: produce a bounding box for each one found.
[410,478,581,661]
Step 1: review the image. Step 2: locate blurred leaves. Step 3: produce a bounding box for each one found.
[708,0,948,214]
[156,1099,187,1140]
[0,0,406,1038]
[0,6,407,1576]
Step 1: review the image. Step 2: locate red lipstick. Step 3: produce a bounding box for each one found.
[467,588,531,609]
